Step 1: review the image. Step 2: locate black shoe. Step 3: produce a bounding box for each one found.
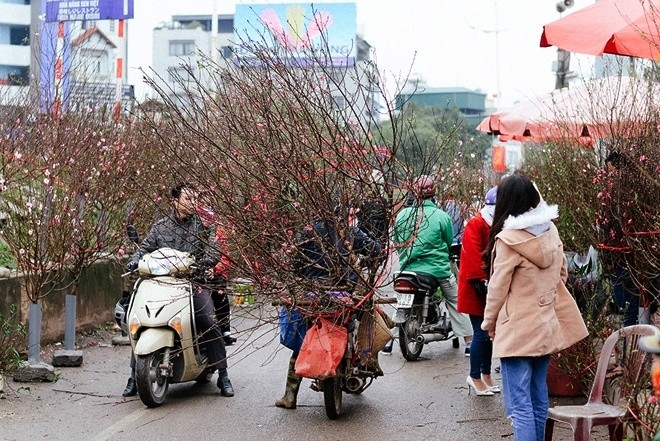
[122,377,137,397]
[217,371,234,397]
[223,335,237,346]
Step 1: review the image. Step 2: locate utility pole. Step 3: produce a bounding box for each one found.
[468,1,507,107]
[555,48,571,89]
[554,0,574,89]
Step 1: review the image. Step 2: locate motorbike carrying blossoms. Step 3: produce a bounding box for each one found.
[275,218,396,419]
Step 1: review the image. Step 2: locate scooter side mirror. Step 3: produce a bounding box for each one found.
[126,224,140,244]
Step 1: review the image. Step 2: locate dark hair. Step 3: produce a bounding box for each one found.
[482,172,540,274]
[605,151,628,169]
[170,182,196,199]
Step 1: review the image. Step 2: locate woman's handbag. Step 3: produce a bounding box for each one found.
[294,317,347,380]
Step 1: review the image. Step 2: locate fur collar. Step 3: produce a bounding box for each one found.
[502,202,558,232]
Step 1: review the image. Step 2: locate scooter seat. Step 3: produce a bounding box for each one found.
[393,271,439,292]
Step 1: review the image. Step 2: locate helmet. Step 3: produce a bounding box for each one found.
[485,186,497,205]
[412,175,436,199]
[114,296,130,334]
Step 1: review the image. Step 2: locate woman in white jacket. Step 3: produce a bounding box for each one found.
[481,173,588,441]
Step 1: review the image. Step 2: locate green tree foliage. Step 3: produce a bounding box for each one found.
[0,304,25,375]
[372,102,491,222]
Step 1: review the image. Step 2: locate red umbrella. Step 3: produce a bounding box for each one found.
[477,76,659,140]
[540,0,660,60]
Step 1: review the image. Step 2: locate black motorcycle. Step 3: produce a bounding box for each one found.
[393,268,460,361]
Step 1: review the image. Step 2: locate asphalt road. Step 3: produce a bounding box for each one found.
[0,297,609,441]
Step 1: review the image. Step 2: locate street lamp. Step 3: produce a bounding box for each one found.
[556,0,575,13]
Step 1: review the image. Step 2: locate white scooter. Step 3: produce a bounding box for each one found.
[124,248,214,408]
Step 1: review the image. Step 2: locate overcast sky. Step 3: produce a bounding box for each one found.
[126,0,596,108]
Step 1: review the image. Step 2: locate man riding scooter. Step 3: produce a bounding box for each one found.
[123,183,234,397]
[394,175,473,354]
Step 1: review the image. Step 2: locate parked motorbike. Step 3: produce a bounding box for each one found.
[393,271,460,361]
[123,248,215,407]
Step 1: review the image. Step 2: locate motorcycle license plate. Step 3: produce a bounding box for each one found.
[395,293,414,309]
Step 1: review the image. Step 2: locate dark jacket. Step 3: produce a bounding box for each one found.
[295,220,382,288]
[128,211,220,267]
[358,199,388,243]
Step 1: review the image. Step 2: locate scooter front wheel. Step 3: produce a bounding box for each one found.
[323,360,345,420]
[135,349,170,407]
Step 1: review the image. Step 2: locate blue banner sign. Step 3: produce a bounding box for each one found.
[45,0,134,22]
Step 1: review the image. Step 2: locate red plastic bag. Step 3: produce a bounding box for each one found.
[294,317,347,380]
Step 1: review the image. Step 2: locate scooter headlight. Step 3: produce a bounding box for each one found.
[129,315,141,336]
[168,314,183,336]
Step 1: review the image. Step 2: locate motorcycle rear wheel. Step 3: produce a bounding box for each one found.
[323,360,345,420]
[136,349,170,408]
[398,305,424,361]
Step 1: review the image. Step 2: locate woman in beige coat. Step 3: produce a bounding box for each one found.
[481,173,588,441]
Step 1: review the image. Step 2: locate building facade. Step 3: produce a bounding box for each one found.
[395,83,489,129]
[151,8,379,125]
[0,0,132,111]
[0,0,31,103]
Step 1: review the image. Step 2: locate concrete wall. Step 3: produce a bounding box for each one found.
[0,260,125,344]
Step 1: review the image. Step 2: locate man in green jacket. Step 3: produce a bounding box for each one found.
[394,175,473,354]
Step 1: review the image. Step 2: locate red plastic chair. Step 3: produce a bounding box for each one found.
[544,324,660,441]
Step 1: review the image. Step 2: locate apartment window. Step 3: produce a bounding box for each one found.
[10,26,30,45]
[221,46,233,59]
[332,95,346,110]
[168,67,193,83]
[218,19,233,33]
[109,20,115,32]
[169,41,196,56]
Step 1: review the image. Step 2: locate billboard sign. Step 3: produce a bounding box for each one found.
[234,3,357,66]
[45,0,134,22]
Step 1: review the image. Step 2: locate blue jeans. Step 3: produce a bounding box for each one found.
[611,265,639,327]
[468,315,492,379]
[501,355,550,441]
